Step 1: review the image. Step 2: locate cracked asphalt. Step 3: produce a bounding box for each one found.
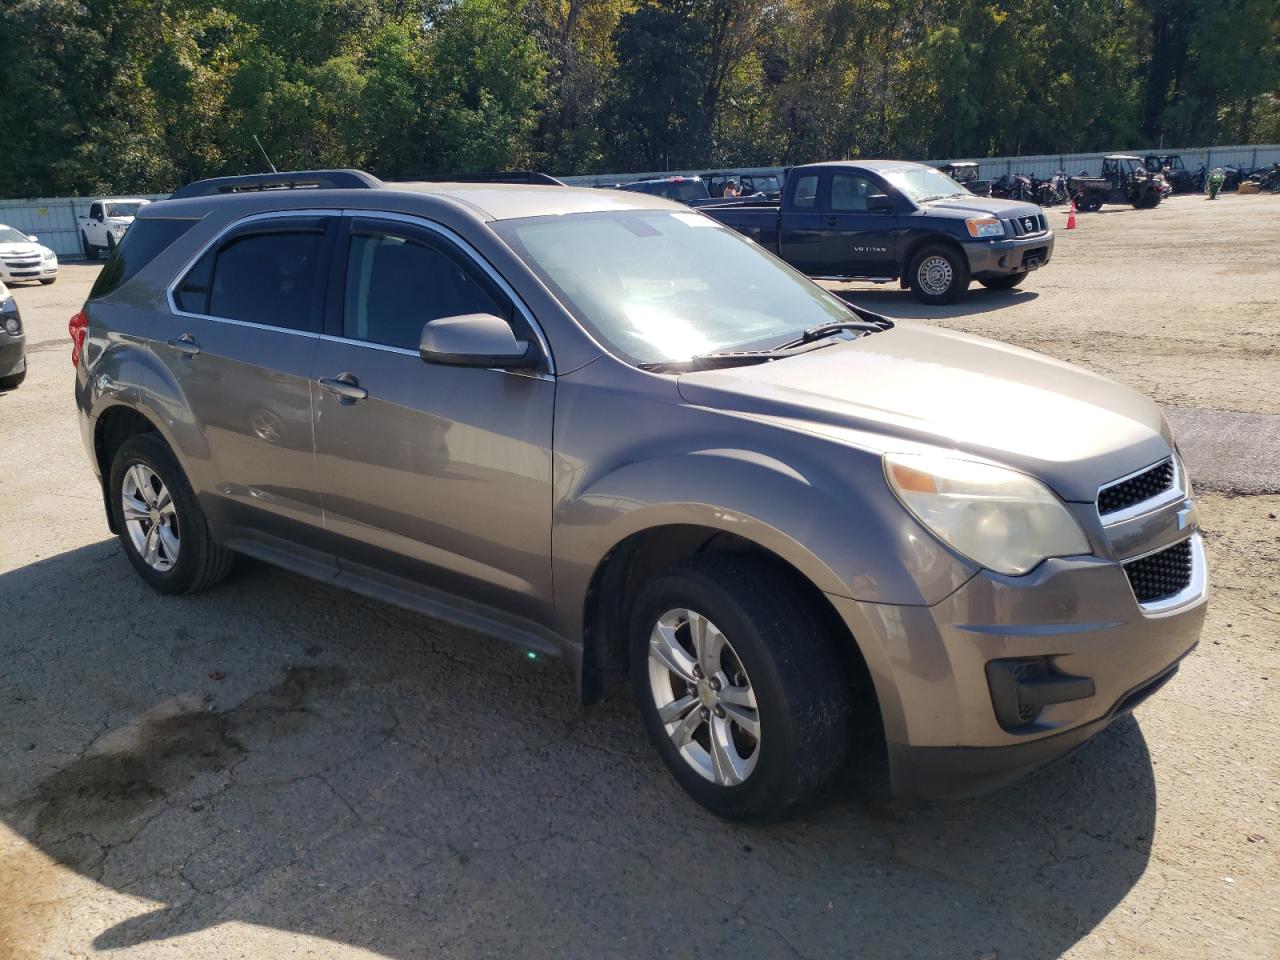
[2,194,1279,960]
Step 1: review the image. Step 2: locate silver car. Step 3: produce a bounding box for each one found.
[74,170,1207,819]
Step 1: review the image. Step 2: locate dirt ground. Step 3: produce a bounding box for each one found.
[1,193,1278,960]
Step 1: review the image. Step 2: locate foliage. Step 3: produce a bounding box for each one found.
[0,0,1275,195]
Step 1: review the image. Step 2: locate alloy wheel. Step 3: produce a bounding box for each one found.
[647,608,761,786]
[121,463,180,572]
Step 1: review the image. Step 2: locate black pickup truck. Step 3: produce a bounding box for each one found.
[702,160,1055,304]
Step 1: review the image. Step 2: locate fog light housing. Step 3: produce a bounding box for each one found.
[986,657,1095,730]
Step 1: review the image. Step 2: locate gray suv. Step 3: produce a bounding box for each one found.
[74,169,1207,819]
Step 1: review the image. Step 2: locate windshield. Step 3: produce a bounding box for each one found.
[495,210,854,364]
[105,202,146,218]
[0,226,31,244]
[881,166,966,202]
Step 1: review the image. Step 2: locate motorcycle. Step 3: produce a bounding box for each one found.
[1035,171,1069,206]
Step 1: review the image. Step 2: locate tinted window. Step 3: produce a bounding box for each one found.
[206,229,323,330]
[792,175,818,208]
[89,203,103,220]
[174,249,214,314]
[829,174,877,211]
[343,230,509,350]
[90,218,198,300]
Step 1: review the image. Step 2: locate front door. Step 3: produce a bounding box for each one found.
[310,216,555,624]
[821,172,897,278]
[161,213,333,546]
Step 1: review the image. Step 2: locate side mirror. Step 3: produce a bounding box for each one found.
[27,234,38,242]
[867,193,894,212]
[419,313,539,369]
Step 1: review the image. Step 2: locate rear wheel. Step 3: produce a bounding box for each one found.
[979,273,1025,290]
[908,243,969,305]
[629,554,852,821]
[108,433,234,594]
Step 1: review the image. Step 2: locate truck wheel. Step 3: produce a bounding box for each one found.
[980,273,1025,290]
[81,231,97,260]
[908,244,969,305]
[1083,197,1103,212]
[629,554,852,821]
[106,234,117,256]
[108,433,236,595]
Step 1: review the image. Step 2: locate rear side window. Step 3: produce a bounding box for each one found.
[89,218,198,300]
[343,228,509,351]
[174,222,326,331]
[792,175,819,209]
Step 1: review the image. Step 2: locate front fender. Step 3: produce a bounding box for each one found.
[551,444,978,644]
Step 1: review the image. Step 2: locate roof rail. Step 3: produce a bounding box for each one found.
[411,172,566,186]
[168,169,381,200]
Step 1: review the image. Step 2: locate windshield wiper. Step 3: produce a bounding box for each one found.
[917,192,966,203]
[637,338,842,373]
[637,311,894,373]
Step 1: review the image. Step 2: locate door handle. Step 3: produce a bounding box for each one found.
[826,216,838,226]
[318,373,368,404]
[165,333,200,357]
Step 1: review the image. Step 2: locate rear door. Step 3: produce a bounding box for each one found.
[821,171,897,278]
[777,172,825,274]
[309,215,555,624]
[161,212,334,545]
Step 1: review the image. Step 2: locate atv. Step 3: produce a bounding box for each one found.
[1069,155,1163,211]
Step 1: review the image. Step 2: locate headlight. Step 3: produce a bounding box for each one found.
[42,247,56,261]
[965,217,1005,238]
[884,453,1090,576]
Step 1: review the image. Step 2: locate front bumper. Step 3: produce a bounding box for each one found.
[827,529,1207,801]
[964,232,1054,277]
[0,259,58,282]
[0,336,26,377]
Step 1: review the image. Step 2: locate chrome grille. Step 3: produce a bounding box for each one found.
[1124,539,1194,604]
[1099,458,1175,516]
[1003,213,1048,236]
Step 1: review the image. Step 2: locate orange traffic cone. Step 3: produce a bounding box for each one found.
[1066,200,1077,230]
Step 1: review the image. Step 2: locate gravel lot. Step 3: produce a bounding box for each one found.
[2,193,1278,959]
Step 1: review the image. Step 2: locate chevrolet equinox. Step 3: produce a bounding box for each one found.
[73,170,1207,819]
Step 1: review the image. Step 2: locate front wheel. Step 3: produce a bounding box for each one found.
[979,273,1025,290]
[82,231,98,260]
[629,555,852,821]
[108,433,235,594]
[39,277,56,285]
[0,367,26,390]
[908,243,970,305]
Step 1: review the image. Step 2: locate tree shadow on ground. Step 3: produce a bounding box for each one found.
[0,541,1156,959]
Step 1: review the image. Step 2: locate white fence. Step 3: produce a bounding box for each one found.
[4,142,1277,258]
[0,195,167,260]
[557,143,1280,188]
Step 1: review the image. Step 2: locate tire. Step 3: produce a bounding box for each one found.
[108,433,235,594]
[1082,196,1103,212]
[907,243,969,305]
[979,273,1025,290]
[629,554,852,821]
[39,277,56,285]
[0,367,26,390]
[106,234,117,256]
[82,231,97,260]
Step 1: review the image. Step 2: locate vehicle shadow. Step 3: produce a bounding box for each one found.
[0,541,1156,959]
[827,284,1041,321]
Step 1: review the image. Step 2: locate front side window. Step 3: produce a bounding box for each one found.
[89,203,103,220]
[343,228,509,351]
[495,210,852,365]
[174,222,324,330]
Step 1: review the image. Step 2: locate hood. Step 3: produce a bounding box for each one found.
[0,242,44,257]
[922,195,1043,221]
[676,322,1171,502]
